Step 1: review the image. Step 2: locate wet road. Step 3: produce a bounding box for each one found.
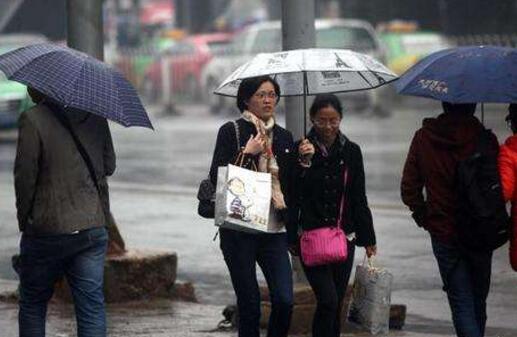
[1,102,516,336]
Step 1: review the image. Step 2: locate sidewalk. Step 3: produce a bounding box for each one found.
[1,184,517,336]
[0,250,407,337]
[0,297,456,337]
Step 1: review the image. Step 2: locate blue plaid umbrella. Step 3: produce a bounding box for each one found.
[0,43,153,129]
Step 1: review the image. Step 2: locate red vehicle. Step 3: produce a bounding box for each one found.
[143,33,233,101]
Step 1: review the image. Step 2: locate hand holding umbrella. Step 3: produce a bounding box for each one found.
[298,138,315,166]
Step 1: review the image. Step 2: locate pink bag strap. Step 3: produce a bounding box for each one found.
[336,168,348,228]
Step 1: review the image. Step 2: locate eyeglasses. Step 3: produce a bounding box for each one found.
[254,91,278,100]
[312,119,341,127]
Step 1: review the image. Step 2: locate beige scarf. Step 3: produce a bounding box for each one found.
[242,110,287,210]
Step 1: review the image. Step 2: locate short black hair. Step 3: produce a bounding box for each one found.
[27,87,46,104]
[236,76,280,113]
[309,93,343,119]
[442,102,477,115]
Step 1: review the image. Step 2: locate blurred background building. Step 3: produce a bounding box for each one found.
[2,0,516,41]
[0,0,516,122]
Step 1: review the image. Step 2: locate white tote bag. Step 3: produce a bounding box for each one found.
[215,164,277,233]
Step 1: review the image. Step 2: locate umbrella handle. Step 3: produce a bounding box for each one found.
[303,71,308,137]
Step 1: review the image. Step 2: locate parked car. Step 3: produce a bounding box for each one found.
[380,30,451,75]
[143,32,234,102]
[0,34,47,130]
[201,19,388,115]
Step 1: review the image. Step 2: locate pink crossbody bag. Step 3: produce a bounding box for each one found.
[300,168,349,267]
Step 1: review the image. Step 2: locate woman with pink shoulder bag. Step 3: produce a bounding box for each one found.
[287,93,377,337]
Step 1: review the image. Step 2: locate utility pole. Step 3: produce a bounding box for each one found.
[437,0,449,33]
[281,0,316,140]
[66,0,104,60]
[281,0,315,283]
[174,0,191,32]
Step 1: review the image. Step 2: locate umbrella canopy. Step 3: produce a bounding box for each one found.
[0,43,153,129]
[395,45,517,103]
[214,48,397,97]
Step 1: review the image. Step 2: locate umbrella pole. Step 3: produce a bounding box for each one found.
[303,71,308,136]
[481,103,485,124]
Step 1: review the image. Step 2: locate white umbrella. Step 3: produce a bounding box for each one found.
[215,48,397,97]
[214,48,397,132]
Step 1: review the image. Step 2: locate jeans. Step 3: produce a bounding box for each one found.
[302,242,356,337]
[431,237,492,337]
[18,226,108,337]
[219,228,293,337]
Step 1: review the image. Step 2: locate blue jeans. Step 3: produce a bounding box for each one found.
[431,237,492,337]
[219,228,293,337]
[18,226,108,337]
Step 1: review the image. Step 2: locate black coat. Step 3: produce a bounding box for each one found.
[209,118,296,213]
[287,129,376,247]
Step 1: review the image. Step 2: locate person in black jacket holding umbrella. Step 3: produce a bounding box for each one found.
[288,93,377,337]
[208,75,297,337]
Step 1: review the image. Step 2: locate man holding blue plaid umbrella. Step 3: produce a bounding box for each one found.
[15,87,115,337]
[0,42,153,337]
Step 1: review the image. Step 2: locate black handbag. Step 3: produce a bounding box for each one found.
[197,178,216,218]
[197,121,240,218]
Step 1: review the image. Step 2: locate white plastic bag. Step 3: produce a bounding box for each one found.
[348,256,393,335]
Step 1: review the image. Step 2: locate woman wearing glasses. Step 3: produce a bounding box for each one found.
[287,93,377,337]
[209,75,296,337]
[498,103,517,272]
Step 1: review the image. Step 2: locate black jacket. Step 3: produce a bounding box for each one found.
[209,118,296,214]
[287,129,376,247]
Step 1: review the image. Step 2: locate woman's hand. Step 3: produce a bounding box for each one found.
[298,139,315,164]
[365,245,377,258]
[243,134,265,155]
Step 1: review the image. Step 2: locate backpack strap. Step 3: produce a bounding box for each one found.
[477,128,494,153]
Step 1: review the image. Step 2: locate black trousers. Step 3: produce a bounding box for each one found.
[302,242,356,337]
[220,228,293,337]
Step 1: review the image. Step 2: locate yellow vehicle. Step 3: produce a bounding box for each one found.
[379,22,451,75]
